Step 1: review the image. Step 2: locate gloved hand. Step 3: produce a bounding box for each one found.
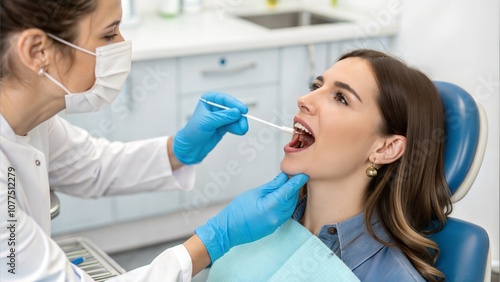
[195,172,310,263]
[173,92,249,165]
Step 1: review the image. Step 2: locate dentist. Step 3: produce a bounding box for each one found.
[0,0,309,281]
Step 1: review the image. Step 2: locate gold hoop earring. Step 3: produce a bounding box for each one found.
[366,159,378,178]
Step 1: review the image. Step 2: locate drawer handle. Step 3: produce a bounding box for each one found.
[201,62,257,76]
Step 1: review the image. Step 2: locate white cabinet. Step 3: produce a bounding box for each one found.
[178,49,279,95]
[109,59,178,141]
[58,109,114,139]
[51,194,115,235]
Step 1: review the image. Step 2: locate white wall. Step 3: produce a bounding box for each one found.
[391,0,499,269]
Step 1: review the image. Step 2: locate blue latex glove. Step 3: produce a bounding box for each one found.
[173,92,249,165]
[195,172,310,263]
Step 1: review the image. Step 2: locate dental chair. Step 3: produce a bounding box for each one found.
[430,81,490,281]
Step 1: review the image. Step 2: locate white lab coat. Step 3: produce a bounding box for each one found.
[0,114,196,281]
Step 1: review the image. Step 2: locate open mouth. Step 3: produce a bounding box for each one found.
[286,121,316,151]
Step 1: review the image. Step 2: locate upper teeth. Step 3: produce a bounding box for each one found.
[294,122,312,135]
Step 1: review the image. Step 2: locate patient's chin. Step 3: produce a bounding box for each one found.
[280,159,304,176]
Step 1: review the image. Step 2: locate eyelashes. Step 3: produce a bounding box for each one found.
[308,82,349,106]
[334,92,348,106]
[309,82,320,91]
[104,33,118,41]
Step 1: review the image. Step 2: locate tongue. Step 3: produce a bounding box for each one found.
[299,133,315,147]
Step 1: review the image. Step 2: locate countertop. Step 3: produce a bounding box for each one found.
[121,3,400,61]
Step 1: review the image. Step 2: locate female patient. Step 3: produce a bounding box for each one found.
[282,49,452,281]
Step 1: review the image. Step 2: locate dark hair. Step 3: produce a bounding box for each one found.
[0,0,97,80]
[338,49,452,281]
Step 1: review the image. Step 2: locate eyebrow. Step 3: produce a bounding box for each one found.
[105,20,121,29]
[314,76,363,103]
[334,81,363,103]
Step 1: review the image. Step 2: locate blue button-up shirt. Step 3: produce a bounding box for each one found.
[292,196,426,282]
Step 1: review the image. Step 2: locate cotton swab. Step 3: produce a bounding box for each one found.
[199,98,294,135]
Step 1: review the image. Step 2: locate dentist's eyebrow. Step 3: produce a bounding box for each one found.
[334,81,363,103]
[105,20,121,29]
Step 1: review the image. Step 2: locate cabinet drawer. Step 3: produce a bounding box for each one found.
[110,59,178,141]
[51,194,115,235]
[179,49,279,94]
[113,191,181,222]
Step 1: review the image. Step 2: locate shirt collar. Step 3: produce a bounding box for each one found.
[0,113,16,140]
[292,195,392,271]
[1,113,33,143]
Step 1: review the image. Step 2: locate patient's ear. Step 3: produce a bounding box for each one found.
[373,135,406,165]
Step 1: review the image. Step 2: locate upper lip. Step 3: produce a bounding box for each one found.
[293,116,314,136]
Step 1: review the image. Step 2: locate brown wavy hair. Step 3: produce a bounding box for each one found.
[336,49,452,281]
[0,0,97,81]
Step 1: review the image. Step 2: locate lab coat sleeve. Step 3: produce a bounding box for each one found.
[108,245,193,282]
[47,116,195,197]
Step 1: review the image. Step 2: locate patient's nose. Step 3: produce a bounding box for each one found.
[298,93,317,114]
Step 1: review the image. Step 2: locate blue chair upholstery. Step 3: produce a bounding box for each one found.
[429,81,490,281]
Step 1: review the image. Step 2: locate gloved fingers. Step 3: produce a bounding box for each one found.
[260,174,309,221]
[218,116,249,136]
[268,173,309,204]
[199,108,242,132]
[193,98,220,117]
[202,92,249,115]
[257,172,290,193]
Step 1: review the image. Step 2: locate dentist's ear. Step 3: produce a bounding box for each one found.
[16,29,51,75]
[372,135,407,165]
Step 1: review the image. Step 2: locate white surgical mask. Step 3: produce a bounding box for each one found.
[41,33,132,114]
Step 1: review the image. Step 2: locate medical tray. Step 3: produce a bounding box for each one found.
[57,237,126,281]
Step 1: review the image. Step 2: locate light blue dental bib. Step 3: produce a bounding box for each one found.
[208,219,360,282]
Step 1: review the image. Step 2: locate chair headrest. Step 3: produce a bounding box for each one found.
[434,81,488,202]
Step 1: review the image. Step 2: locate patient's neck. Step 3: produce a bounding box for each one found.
[302,178,367,235]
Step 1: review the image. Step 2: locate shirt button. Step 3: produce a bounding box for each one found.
[328,227,337,235]
[35,160,41,166]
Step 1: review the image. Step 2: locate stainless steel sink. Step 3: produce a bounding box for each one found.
[237,11,348,30]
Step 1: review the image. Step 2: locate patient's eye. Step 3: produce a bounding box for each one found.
[335,91,348,106]
[309,82,321,91]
